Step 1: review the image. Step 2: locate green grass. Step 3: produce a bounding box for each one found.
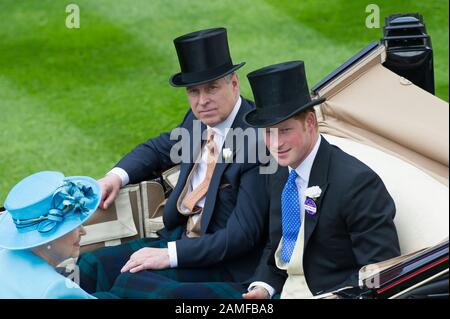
[0,0,448,203]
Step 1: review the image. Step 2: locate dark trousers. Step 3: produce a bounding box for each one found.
[77,229,246,299]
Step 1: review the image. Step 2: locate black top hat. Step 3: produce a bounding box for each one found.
[169,28,245,87]
[244,61,325,127]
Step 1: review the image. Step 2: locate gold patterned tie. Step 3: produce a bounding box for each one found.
[182,129,219,236]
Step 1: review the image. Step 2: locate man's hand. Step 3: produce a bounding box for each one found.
[242,286,270,299]
[121,247,170,273]
[97,174,122,210]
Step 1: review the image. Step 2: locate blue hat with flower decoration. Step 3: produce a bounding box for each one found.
[0,171,101,250]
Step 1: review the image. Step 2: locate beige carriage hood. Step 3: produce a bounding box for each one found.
[312,43,449,186]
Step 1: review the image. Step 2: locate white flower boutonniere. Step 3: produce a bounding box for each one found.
[223,148,233,162]
[304,186,322,216]
[304,186,322,201]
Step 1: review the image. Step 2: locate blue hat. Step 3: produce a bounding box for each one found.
[0,171,101,250]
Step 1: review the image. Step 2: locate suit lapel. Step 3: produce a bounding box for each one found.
[173,118,206,200]
[303,136,331,249]
[201,97,252,233]
[272,166,288,246]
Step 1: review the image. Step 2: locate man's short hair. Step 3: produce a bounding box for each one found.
[293,107,318,130]
[223,72,235,83]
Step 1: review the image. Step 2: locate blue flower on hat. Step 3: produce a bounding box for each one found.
[15,181,96,234]
[0,171,101,250]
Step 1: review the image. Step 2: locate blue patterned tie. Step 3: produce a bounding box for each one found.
[281,170,301,263]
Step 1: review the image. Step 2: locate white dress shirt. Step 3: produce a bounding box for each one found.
[109,96,242,268]
[248,135,322,298]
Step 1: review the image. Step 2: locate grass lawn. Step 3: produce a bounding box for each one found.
[0,0,448,203]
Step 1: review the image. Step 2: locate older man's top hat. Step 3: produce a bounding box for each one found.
[244,61,325,127]
[169,27,245,87]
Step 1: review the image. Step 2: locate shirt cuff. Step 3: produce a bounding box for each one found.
[108,167,129,187]
[167,241,178,268]
[248,281,276,299]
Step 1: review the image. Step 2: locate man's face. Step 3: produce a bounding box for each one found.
[186,73,240,127]
[264,114,317,168]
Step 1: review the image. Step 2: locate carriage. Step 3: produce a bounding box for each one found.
[1,13,448,299]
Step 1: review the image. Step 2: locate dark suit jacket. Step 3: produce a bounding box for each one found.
[116,97,269,282]
[253,136,400,294]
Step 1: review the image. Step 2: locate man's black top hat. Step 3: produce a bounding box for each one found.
[169,27,245,87]
[244,61,325,127]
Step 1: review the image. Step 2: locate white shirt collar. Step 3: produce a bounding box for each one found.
[288,134,322,184]
[207,96,241,137]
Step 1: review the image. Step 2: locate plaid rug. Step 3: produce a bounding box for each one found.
[77,226,246,298]
[77,227,184,293]
[109,270,246,299]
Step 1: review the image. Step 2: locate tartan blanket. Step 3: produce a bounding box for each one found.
[77,226,246,299]
[109,270,246,299]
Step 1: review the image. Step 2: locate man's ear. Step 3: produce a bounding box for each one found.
[306,111,317,132]
[231,73,240,90]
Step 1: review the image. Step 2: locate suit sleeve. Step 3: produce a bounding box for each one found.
[115,110,193,184]
[250,239,288,293]
[249,173,287,293]
[332,169,401,290]
[175,163,269,267]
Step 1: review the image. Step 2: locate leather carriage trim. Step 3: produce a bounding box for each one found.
[140,181,165,219]
[376,255,449,295]
[162,165,181,189]
[141,181,149,220]
[80,186,139,245]
[104,239,122,247]
[144,216,164,238]
[312,41,380,93]
[133,184,144,237]
[312,44,386,100]
[387,268,449,299]
[140,181,166,237]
